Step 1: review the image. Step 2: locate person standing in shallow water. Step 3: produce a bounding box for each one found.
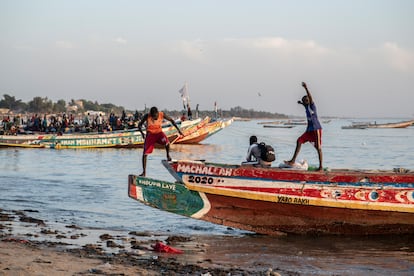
[285,82,323,171]
[138,106,184,177]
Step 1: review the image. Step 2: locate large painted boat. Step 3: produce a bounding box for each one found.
[173,117,234,144]
[0,119,202,149]
[0,129,168,149]
[128,159,414,236]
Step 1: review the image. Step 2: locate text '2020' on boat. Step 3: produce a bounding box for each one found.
[128,160,414,236]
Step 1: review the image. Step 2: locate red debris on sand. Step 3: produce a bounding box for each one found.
[151,241,183,254]
[2,238,29,244]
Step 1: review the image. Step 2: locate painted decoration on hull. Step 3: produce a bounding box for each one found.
[128,175,210,218]
[181,175,414,213]
[128,160,414,235]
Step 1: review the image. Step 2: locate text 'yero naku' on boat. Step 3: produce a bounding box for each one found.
[129,159,414,236]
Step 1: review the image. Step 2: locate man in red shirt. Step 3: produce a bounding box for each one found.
[138,106,183,176]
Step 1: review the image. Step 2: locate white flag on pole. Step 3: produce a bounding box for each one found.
[178,83,189,108]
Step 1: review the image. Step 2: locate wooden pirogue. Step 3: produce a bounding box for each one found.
[0,118,202,149]
[129,159,414,236]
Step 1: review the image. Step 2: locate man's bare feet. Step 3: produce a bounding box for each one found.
[284,160,294,166]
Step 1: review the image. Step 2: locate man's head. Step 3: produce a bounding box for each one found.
[300,95,310,105]
[249,135,258,145]
[149,106,159,119]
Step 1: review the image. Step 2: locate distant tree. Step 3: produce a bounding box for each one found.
[101,103,124,114]
[82,99,100,111]
[1,93,289,118]
[28,97,53,113]
[16,101,28,111]
[53,99,66,113]
[0,94,23,110]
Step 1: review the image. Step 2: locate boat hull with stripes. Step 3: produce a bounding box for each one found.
[128,159,414,235]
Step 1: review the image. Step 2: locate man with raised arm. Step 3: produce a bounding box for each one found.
[285,82,323,171]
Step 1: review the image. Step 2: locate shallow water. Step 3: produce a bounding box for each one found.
[194,234,414,275]
[1,118,414,274]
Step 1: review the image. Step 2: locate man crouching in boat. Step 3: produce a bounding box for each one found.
[241,135,272,167]
[138,106,184,177]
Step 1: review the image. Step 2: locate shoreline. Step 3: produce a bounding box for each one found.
[0,208,286,275]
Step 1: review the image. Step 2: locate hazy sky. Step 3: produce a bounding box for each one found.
[1,0,413,118]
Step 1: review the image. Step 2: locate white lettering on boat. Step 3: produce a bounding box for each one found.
[161,183,176,191]
[177,164,233,176]
[138,179,176,191]
[55,136,141,146]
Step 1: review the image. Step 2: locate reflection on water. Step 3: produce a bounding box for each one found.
[172,143,225,159]
[187,234,414,275]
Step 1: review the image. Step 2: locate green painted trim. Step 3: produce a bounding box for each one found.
[132,176,207,217]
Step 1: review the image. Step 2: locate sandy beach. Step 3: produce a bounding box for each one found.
[0,241,152,276]
[0,208,286,275]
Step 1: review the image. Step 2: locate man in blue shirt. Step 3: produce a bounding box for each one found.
[285,82,323,171]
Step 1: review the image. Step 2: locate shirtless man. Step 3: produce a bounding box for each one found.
[138,106,183,176]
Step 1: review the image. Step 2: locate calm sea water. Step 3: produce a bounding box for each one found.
[1,118,414,274]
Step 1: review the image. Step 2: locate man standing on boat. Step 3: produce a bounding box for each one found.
[138,106,183,177]
[285,82,323,171]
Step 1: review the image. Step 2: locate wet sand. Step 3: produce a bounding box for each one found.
[2,208,414,275]
[0,208,287,275]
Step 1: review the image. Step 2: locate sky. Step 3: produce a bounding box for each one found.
[1,0,413,118]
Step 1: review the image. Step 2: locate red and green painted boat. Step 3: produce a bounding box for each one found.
[0,128,177,149]
[0,118,202,149]
[128,159,414,236]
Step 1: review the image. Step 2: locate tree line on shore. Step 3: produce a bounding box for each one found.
[0,94,288,119]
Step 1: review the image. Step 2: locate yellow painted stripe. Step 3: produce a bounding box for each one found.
[0,143,45,148]
[185,183,414,213]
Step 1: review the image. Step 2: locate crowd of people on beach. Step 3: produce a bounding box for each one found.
[1,81,323,171]
[0,110,144,135]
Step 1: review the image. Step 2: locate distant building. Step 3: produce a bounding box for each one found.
[74,100,84,109]
[0,108,10,114]
[67,105,78,113]
[85,110,106,116]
